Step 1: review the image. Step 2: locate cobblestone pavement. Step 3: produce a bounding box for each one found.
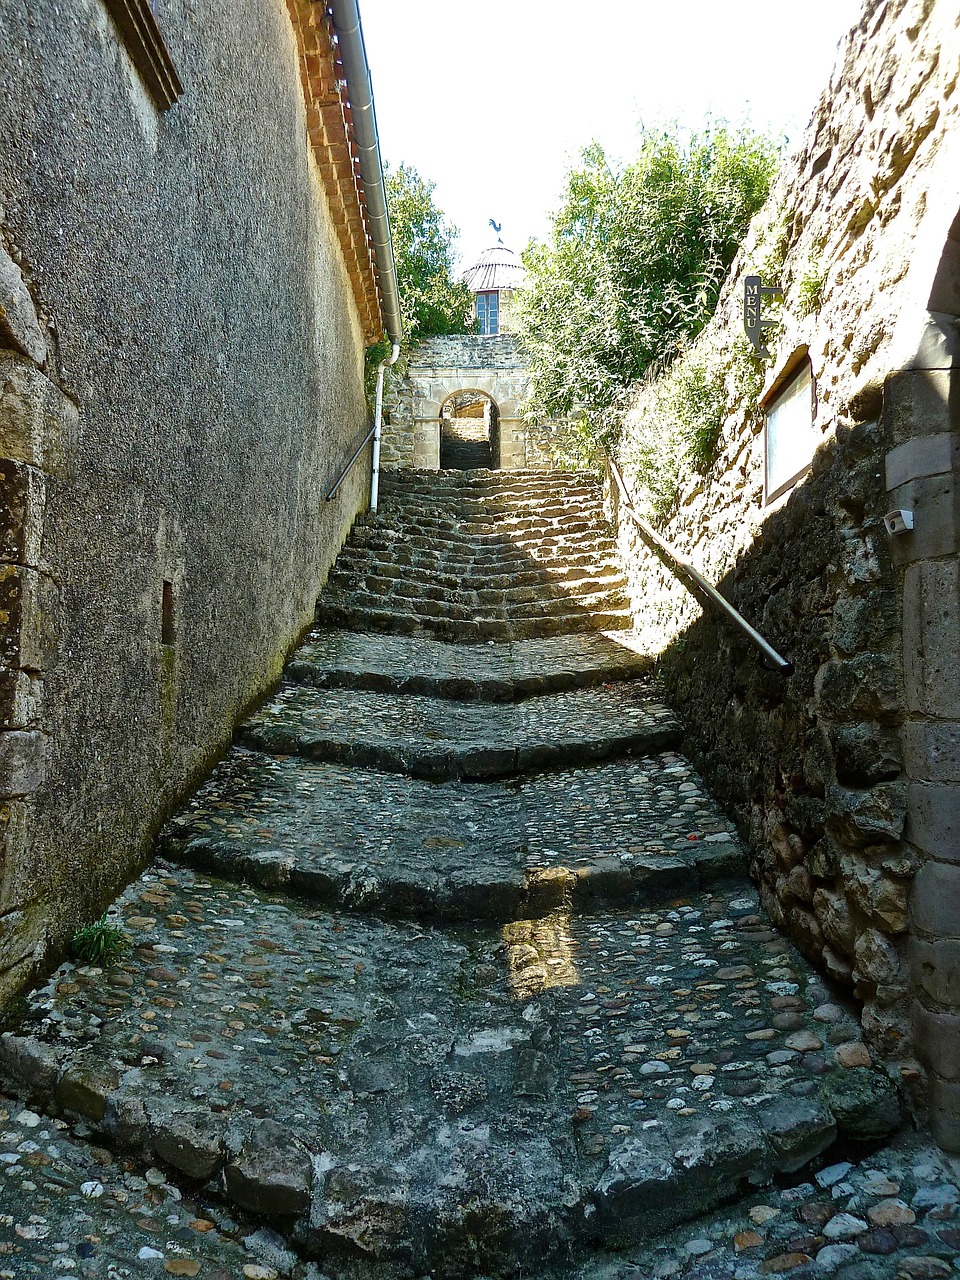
[0,469,934,1278]
[161,749,742,920]
[288,629,650,700]
[1,870,901,1276]
[562,1132,960,1280]
[0,1092,322,1279]
[239,681,680,779]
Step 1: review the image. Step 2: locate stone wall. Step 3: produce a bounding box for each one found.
[610,0,960,1141]
[0,0,372,1006]
[383,333,580,471]
[383,334,529,470]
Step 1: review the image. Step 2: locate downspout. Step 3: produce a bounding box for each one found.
[370,341,400,512]
[328,0,403,513]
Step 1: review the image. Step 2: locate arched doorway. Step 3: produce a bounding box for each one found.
[439,390,501,469]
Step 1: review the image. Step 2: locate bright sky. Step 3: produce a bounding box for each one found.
[358,0,864,272]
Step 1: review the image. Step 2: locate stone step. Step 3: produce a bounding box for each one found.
[319,583,629,623]
[338,543,625,577]
[0,866,900,1279]
[374,501,608,527]
[380,467,596,494]
[287,629,651,700]
[354,518,613,554]
[324,572,629,612]
[161,748,743,918]
[327,554,625,593]
[238,680,680,780]
[313,600,634,641]
[0,1084,309,1279]
[353,506,606,532]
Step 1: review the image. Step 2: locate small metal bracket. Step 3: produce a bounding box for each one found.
[744,276,783,358]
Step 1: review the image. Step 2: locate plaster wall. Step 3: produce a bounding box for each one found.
[0,0,370,1002]
[611,0,960,1139]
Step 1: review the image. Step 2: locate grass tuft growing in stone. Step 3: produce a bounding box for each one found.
[70,913,129,968]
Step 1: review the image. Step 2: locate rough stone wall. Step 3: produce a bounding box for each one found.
[611,0,960,1135]
[382,334,582,471]
[523,421,587,470]
[0,0,371,1004]
[383,334,530,470]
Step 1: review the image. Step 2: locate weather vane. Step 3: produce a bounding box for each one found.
[489,218,503,243]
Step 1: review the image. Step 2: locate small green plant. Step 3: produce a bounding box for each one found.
[70,913,129,968]
[796,268,825,316]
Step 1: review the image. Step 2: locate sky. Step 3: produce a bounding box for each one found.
[358,0,864,272]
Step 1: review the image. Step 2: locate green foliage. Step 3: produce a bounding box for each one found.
[796,268,825,316]
[385,162,474,346]
[620,336,764,521]
[70,913,129,968]
[518,123,782,451]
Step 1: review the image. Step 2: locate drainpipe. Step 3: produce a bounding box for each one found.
[370,341,400,512]
[328,0,404,511]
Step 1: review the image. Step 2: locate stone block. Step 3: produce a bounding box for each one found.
[903,560,960,718]
[912,1002,960,1079]
[826,782,906,846]
[885,432,960,489]
[831,723,901,785]
[831,592,898,656]
[855,928,904,989]
[839,855,909,932]
[882,368,959,446]
[927,1075,960,1153]
[889,472,960,562]
[0,669,42,732]
[0,354,76,479]
[813,887,856,953]
[224,1118,312,1216]
[55,1062,120,1122]
[0,799,34,913]
[756,1097,836,1173]
[901,721,960,782]
[0,1031,61,1095]
[911,936,960,1006]
[906,782,960,860]
[0,457,46,568]
[149,1104,226,1180]
[912,860,960,939]
[907,313,960,372]
[0,729,48,798]
[0,248,46,366]
[0,563,59,672]
[817,1067,901,1140]
[815,655,900,723]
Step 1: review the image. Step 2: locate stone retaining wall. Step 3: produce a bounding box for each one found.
[610,0,960,1144]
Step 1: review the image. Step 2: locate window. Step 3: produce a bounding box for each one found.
[102,0,183,110]
[476,291,499,336]
[763,357,818,503]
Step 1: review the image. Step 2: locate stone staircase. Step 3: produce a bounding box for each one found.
[0,468,903,1280]
[316,469,633,640]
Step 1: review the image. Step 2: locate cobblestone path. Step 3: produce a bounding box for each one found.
[0,469,948,1280]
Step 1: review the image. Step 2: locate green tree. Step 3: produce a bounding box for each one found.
[518,123,781,444]
[386,162,473,345]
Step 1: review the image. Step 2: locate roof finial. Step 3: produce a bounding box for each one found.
[489,218,503,243]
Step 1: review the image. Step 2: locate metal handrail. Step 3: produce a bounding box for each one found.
[324,423,377,502]
[606,454,793,675]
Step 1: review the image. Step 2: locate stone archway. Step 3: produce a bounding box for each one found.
[439,389,500,469]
